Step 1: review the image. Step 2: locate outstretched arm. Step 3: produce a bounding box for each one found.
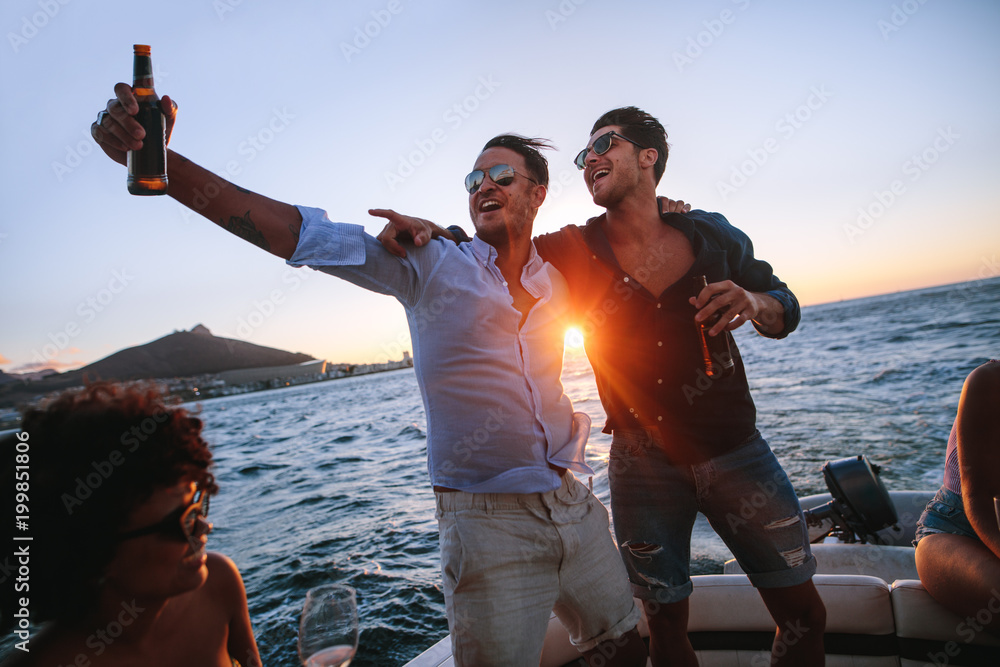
[92,83,302,260]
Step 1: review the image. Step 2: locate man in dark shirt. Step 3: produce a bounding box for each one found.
[379,108,826,666]
[532,107,826,666]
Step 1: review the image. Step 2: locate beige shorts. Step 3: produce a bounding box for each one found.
[435,472,640,666]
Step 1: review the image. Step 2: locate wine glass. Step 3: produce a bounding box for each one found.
[298,584,359,667]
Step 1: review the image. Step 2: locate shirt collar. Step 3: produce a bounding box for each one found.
[583,205,698,264]
[471,235,543,274]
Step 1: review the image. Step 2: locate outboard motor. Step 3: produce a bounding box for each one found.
[803,455,899,544]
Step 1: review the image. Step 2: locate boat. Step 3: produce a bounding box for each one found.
[403,456,1000,666]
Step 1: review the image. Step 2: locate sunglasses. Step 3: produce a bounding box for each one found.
[465,164,538,194]
[118,487,211,550]
[574,131,648,170]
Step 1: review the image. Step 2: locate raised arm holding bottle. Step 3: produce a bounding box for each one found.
[93,82,302,259]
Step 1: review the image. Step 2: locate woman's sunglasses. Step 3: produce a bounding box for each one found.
[465,164,538,194]
[574,131,648,170]
[118,487,211,550]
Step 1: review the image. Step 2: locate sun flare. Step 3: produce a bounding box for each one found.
[564,327,585,350]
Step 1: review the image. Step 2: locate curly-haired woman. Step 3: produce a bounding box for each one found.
[1,382,260,666]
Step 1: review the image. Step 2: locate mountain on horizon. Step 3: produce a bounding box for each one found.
[0,325,316,409]
[63,324,316,382]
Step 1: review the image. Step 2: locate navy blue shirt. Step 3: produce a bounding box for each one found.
[534,209,800,463]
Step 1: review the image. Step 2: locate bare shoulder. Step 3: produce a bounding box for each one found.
[202,551,248,602]
[965,360,1000,394]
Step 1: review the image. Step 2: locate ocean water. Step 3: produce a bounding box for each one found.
[3,277,998,665]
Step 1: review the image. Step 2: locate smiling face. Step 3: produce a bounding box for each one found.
[103,479,211,601]
[468,146,546,248]
[580,125,653,208]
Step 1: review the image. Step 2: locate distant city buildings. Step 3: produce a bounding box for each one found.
[0,353,415,418]
[163,354,414,400]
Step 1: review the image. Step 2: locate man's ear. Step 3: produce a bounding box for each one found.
[639,148,658,170]
[531,184,547,209]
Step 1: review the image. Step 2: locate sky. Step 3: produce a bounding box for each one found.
[1,0,998,373]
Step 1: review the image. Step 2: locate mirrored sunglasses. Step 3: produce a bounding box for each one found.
[465,164,538,194]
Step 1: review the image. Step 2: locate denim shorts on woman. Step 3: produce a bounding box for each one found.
[608,428,816,603]
[913,486,980,545]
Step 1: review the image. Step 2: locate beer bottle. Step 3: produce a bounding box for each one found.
[127,44,168,195]
[693,275,735,378]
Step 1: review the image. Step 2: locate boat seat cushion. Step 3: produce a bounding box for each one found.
[892,579,1000,667]
[724,543,918,583]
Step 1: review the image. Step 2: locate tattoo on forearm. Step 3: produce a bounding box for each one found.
[220,210,271,251]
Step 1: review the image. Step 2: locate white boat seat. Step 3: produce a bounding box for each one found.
[892,579,1000,667]
[686,574,898,666]
[724,543,919,583]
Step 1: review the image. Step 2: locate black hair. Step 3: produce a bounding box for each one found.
[591,106,669,184]
[480,134,554,187]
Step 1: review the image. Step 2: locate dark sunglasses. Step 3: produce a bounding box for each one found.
[118,487,211,549]
[574,131,648,169]
[465,164,538,194]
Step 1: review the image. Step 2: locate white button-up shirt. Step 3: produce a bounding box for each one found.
[288,206,593,493]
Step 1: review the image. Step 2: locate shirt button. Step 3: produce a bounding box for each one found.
[629,407,635,413]
[657,379,663,384]
[657,416,663,422]
[623,277,630,283]
[657,341,663,347]
[656,303,662,309]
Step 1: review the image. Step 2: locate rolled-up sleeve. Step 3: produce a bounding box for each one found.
[287,205,367,267]
[286,205,424,306]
